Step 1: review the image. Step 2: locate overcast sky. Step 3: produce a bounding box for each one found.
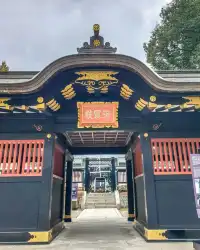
[0,0,171,70]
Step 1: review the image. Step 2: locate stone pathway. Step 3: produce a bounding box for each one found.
[76,208,122,220]
[0,208,193,250]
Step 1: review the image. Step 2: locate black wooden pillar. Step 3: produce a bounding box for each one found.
[85,158,90,193]
[64,160,73,222]
[131,149,138,220]
[126,151,135,222]
[140,133,158,229]
[34,134,55,231]
[111,157,116,192]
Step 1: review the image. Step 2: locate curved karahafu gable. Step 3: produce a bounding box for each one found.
[0,54,200,95]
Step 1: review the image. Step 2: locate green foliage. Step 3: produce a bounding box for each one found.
[143,0,200,70]
[117,184,127,192]
[0,61,9,72]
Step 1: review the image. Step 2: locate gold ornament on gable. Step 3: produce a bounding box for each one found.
[46,98,60,112]
[120,84,134,100]
[75,71,119,94]
[61,84,76,100]
[135,98,148,111]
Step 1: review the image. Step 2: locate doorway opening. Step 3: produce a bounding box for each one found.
[64,130,134,221]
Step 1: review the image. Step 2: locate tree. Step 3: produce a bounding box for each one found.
[143,0,200,70]
[0,61,9,72]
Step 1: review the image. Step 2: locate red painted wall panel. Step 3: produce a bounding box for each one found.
[53,144,64,178]
[151,138,197,175]
[133,138,143,176]
[0,140,44,176]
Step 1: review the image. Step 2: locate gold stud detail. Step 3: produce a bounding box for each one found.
[165,104,172,109]
[150,96,156,102]
[47,134,51,139]
[37,97,44,103]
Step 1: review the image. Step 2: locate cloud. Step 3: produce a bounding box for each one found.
[0,0,171,70]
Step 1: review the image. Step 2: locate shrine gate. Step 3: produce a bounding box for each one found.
[0,24,200,243]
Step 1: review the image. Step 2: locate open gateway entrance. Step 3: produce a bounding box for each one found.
[64,129,135,220]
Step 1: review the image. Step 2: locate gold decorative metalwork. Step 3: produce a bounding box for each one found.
[21,105,29,111]
[75,71,119,94]
[134,220,167,241]
[2,105,14,111]
[46,98,60,111]
[195,105,200,110]
[0,98,10,107]
[120,84,134,100]
[135,98,148,111]
[28,221,64,243]
[150,95,156,102]
[180,103,188,109]
[0,98,46,113]
[144,228,167,240]
[34,103,46,111]
[37,97,44,103]
[0,98,13,111]
[93,39,100,47]
[0,102,46,113]
[47,134,52,139]
[182,96,200,110]
[147,102,157,110]
[64,215,71,219]
[165,104,172,109]
[61,84,76,99]
[77,102,119,128]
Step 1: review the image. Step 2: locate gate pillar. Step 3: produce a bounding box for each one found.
[111,157,116,192]
[126,153,135,221]
[139,134,158,228]
[64,160,73,222]
[85,158,90,193]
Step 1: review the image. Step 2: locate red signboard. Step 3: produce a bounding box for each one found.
[77,102,119,128]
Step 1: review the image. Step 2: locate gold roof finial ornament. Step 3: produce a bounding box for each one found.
[0,61,9,72]
[77,24,117,54]
[93,24,100,32]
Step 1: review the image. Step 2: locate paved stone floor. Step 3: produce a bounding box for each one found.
[0,208,194,250]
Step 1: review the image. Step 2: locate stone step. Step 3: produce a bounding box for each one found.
[88,194,114,197]
[86,202,116,206]
[86,192,116,209]
[86,198,115,202]
[85,204,117,209]
[86,200,116,204]
[86,199,116,203]
[88,193,114,196]
[87,196,115,200]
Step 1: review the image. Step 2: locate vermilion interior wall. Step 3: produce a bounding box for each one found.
[133,138,143,176]
[53,144,65,178]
